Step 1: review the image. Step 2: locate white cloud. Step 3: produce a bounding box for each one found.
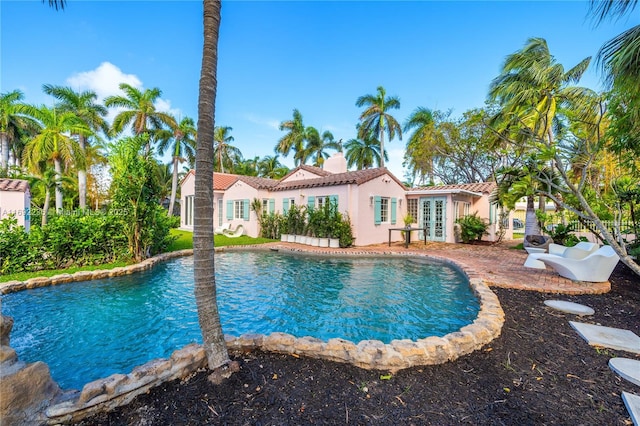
[155,98,182,120]
[244,113,280,130]
[66,62,141,101]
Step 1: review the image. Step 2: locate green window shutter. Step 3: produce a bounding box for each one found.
[226,200,233,220]
[283,198,289,214]
[243,199,250,220]
[391,198,397,225]
[307,196,315,208]
[374,196,382,225]
[329,194,338,207]
[269,198,275,213]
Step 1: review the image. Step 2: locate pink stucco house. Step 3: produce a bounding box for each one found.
[0,178,31,232]
[180,153,511,246]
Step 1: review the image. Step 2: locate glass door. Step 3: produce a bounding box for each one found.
[419,197,446,242]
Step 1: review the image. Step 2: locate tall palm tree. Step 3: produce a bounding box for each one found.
[104,83,176,153]
[22,106,89,211]
[0,90,37,173]
[157,116,197,216]
[213,125,241,173]
[403,107,444,185]
[355,86,402,168]
[344,130,386,170]
[43,84,109,209]
[194,0,230,374]
[276,109,306,166]
[488,38,591,238]
[299,127,338,166]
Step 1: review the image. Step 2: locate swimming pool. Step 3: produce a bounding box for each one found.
[2,251,479,390]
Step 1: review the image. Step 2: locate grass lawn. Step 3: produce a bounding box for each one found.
[1,229,276,284]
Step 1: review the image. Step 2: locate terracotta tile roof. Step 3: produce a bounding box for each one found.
[237,175,280,190]
[0,179,29,192]
[272,168,404,191]
[213,173,239,190]
[410,182,497,194]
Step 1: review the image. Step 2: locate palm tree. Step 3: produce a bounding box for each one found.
[488,38,591,238]
[104,83,176,153]
[0,90,37,173]
[355,86,402,168]
[403,107,444,184]
[157,116,196,216]
[590,0,639,90]
[22,106,89,211]
[344,131,386,170]
[299,127,339,166]
[194,0,231,374]
[257,155,288,178]
[276,109,306,165]
[42,85,109,210]
[213,126,241,173]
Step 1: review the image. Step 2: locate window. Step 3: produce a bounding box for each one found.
[234,200,244,219]
[317,196,326,209]
[217,198,223,226]
[380,198,389,222]
[262,199,269,215]
[407,199,418,222]
[185,195,194,226]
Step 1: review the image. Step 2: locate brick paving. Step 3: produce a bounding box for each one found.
[269,240,611,295]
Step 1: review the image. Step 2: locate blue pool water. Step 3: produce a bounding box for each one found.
[2,251,479,390]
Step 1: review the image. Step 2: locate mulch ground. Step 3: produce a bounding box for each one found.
[79,262,639,426]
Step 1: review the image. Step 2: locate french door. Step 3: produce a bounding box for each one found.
[419,197,446,242]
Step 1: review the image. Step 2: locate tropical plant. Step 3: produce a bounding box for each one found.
[355,86,402,168]
[403,107,444,184]
[157,116,197,216]
[344,130,386,170]
[22,105,90,211]
[257,155,289,178]
[276,109,306,165]
[456,212,489,243]
[213,125,241,173]
[300,127,339,166]
[0,90,37,173]
[104,83,176,152]
[194,0,230,374]
[42,84,109,209]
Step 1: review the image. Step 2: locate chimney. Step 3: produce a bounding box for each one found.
[323,152,347,174]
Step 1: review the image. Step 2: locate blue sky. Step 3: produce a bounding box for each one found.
[1,1,630,179]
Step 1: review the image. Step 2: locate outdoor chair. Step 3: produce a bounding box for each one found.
[538,245,620,282]
[524,241,599,269]
[222,224,244,238]
[215,223,231,235]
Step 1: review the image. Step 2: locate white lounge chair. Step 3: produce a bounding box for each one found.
[215,223,231,235]
[539,245,620,282]
[222,224,244,238]
[524,242,598,269]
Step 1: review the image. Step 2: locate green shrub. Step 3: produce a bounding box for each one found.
[456,212,489,243]
[0,216,43,274]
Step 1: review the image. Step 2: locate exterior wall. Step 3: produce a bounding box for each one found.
[0,189,31,231]
[280,169,324,183]
[221,181,261,237]
[351,176,407,246]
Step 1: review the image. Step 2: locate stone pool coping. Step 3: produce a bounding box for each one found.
[1,245,504,424]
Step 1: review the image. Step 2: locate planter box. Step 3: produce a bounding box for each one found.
[287,234,296,243]
[309,237,320,247]
[319,238,329,248]
[281,234,289,242]
[329,238,340,248]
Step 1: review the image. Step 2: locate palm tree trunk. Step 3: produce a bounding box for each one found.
[168,156,179,216]
[78,135,87,210]
[54,158,63,212]
[42,189,51,226]
[379,127,385,169]
[194,0,229,371]
[1,134,9,173]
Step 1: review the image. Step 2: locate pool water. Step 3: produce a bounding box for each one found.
[2,251,479,390]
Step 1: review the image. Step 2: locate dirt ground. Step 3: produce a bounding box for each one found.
[79,262,639,426]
